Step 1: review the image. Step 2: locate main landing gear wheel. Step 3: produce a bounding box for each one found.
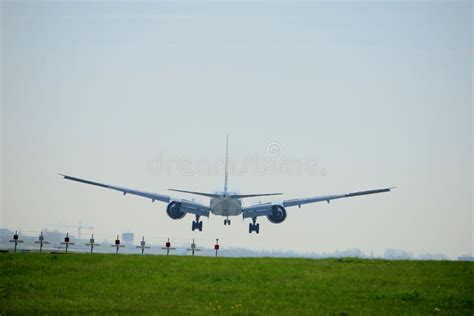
[192,215,203,232]
[249,217,259,234]
[192,221,203,231]
[249,223,260,234]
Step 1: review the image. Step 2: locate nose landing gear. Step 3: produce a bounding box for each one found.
[224,217,231,225]
[249,217,260,234]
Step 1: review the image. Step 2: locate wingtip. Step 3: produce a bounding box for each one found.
[57,173,66,177]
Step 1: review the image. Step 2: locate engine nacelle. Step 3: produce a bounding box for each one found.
[166,201,186,220]
[267,205,287,224]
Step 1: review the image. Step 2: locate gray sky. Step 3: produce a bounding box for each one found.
[1,1,472,258]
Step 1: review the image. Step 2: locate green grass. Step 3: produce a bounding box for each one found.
[0,253,473,314]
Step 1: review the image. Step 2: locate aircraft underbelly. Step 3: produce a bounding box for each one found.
[210,197,242,216]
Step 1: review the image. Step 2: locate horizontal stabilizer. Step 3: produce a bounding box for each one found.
[168,189,283,199]
[229,193,283,198]
[168,189,221,198]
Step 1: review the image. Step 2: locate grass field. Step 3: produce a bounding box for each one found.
[0,253,473,314]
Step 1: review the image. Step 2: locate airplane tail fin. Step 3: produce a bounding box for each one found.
[224,134,229,193]
[168,135,230,199]
[168,136,284,199]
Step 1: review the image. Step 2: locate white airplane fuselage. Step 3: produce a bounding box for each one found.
[210,195,242,216]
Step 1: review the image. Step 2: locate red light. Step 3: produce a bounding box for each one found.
[166,242,171,248]
[214,245,219,250]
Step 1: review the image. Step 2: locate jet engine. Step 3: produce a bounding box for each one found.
[166,201,186,219]
[267,205,287,224]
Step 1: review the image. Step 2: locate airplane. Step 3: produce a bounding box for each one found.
[59,136,394,234]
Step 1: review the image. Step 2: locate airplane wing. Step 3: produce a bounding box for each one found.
[58,174,210,217]
[242,187,394,219]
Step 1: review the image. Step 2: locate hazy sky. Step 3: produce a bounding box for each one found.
[1,1,472,258]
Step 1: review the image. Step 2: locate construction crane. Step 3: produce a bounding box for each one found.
[48,221,93,239]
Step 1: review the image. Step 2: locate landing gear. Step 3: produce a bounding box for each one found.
[192,215,203,232]
[249,217,260,234]
[224,217,231,225]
